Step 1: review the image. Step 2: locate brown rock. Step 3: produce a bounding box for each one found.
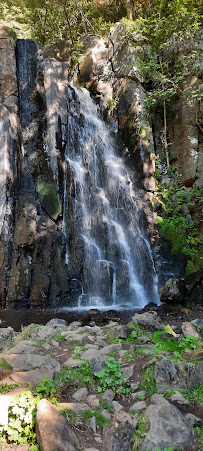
[36,399,79,451]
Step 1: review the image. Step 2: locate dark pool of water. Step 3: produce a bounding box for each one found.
[0,308,140,332]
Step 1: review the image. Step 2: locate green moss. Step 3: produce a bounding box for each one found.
[36,178,61,220]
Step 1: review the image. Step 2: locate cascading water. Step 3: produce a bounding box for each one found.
[64,85,159,310]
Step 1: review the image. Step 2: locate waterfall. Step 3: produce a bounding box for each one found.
[64,84,159,310]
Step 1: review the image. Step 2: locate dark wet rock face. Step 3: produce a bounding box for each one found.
[0,27,159,310]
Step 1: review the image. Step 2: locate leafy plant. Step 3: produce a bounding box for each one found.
[35,376,56,399]
[0,383,19,394]
[1,391,39,448]
[94,357,129,394]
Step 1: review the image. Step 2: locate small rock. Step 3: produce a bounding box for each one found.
[169,393,190,405]
[142,349,155,356]
[131,390,146,401]
[67,321,82,330]
[50,339,60,347]
[80,349,98,360]
[130,382,139,392]
[138,335,151,343]
[42,342,51,351]
[36,399,79,451]
[102,409,111,420]
[102,389,115,403]
[84,448,100,451]
[63,358,85,368]
[87,395,100,408]
[182,322,201,339]
[112,400,123,412]
[88,355,107,373]
[90,416,97,433]
[185,413,202,426]
[45,318,67,329]
[72,387,88,401]
[121,364,135,379]
[130,401,146,412]
[84,449,100,451]
[100,344,121,355]
[94,434,102,443]
[191,318,203,328]
[108,325,127,340]
[119,350,126,358]
[0,327,14,348]
[60,402,90,414]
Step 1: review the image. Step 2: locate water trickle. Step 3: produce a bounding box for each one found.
[64,84,159,309]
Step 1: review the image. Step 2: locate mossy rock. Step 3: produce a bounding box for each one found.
[37,181,61,220]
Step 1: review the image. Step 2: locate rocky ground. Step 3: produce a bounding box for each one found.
[0,310,202,451]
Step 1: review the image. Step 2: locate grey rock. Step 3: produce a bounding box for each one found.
[182,322,201,338]
[108,326,127,340]
[87,395,100,408]
[63,358,85,368]
[130,400,146,412]
[50,339,60,347]
[169,393,190,405]
[0,327,14,346]
[72,387,88,401]
[1,353,60,373]
[102,409,111,420]
[130,382,139,392]
[45,318,67,329]
[80,349,98,360]
[112,401,123,412]
[60,402,90,414]
[191,318,203,328]
[103,410,138,451]
[89,355,107,373]
[185,413,202,426]
[100,344,121,355]
[90,416,97,433]
[5,341,37,354]
[131,390,146,401]
[84,449,100,451]
[121,364,135,379]
[36,399,79,451]
[141,395,198,451]
[160,278,183,303]
[155,359,203,393]
[67,321,82,330]
[10,365,56,388]
[132,312,163,332]
[30,326,56,341]
[102,389,115,403]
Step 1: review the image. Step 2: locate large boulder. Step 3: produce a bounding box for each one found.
[132,312,164,331]
[160,278,184,303]
[36,399,79,451]
[155,359,203,393]
[141,394,198,451]
[103,410,138,451]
